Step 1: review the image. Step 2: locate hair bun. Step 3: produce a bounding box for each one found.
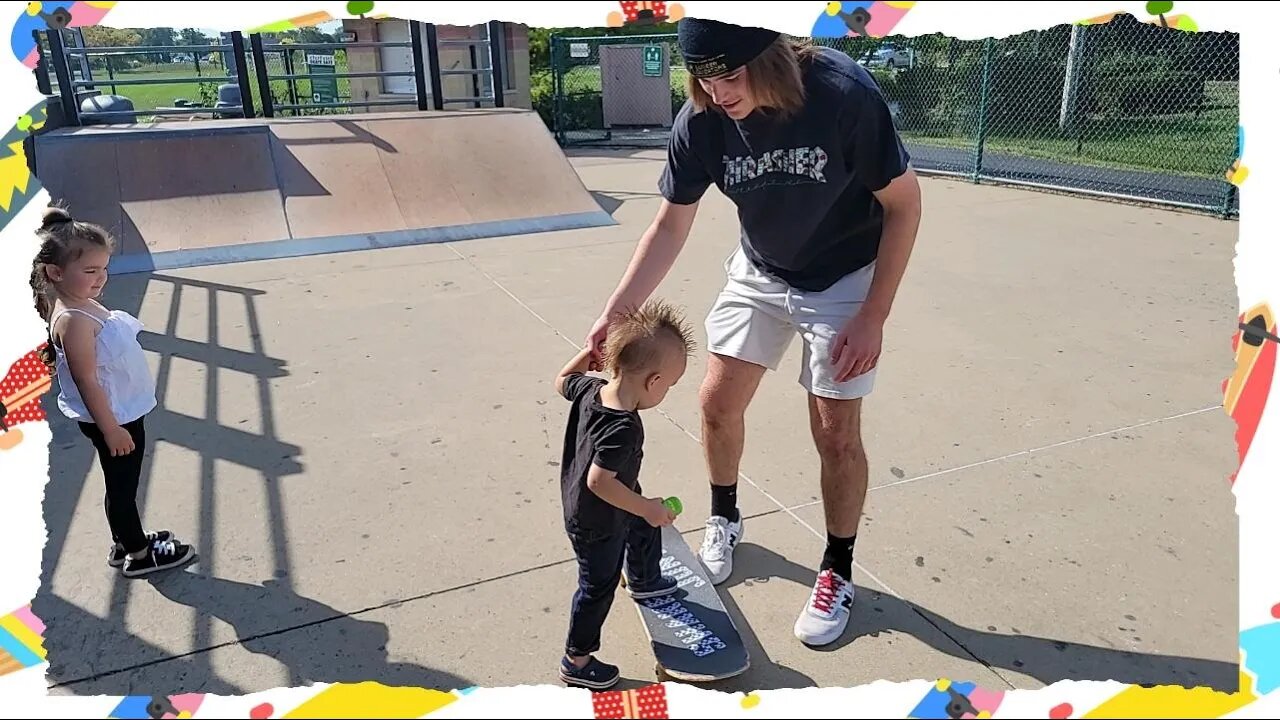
[40,206,73,229]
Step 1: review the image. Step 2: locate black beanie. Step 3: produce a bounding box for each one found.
[678,18,781,79]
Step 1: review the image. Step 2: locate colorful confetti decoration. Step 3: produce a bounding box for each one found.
[1049,703,1074,719]
[592,685,669,719]
[0,346,51,452]
[908,679,1004,719]
[608,1,685,28]
[1080,669,1256,718]
[246,11,335,34]
[10,1,116,68]
[0,605,46,677]
[812,1,915,38]
[279,683,456,719]
[1228,126,1248,185]
[108,694,205,719]
[1242,623,1280,696]
[1223,303,1275,484]
[0,99,47,230]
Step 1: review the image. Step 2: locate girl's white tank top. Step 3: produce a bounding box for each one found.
[49,306,157,425]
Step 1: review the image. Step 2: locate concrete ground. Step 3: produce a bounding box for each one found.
[36,149,1241,697]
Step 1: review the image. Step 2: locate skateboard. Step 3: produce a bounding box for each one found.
[623,523,750,683]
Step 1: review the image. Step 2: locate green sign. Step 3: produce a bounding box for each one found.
[306,52,338,104]
[643,45,663,77]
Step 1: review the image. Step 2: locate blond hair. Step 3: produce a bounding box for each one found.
[685,37,822,120]
[602,299,696,376]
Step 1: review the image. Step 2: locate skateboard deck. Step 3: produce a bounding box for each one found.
[626,524,750,682]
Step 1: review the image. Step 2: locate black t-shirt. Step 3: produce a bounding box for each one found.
[659,45,911,292]
[559,373,645,534]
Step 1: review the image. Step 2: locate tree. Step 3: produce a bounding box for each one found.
[81,26,141,49]
[138,27,177,62]
[180,28,208,46]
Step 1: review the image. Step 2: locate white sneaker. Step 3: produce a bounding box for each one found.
[698,514,743,585]
[794,569,855,646]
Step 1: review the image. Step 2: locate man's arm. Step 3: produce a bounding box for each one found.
[601,199,700,317]
[862,168,922,323]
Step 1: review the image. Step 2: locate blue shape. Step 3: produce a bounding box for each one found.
[458,686,478,695]
[910,680,977,719]
[811,1,874,38]
[1238,126,1244,156]
[0,627,41,668]
[108,696,155,720]
[10,0,77,64]
[1242,621,1280,695]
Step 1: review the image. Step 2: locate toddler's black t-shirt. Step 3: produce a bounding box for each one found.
[559,373,645,535]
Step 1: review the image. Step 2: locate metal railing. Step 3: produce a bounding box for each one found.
[33,20,508,125]
[546,18,1239,217]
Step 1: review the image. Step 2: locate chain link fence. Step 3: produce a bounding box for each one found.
[546,34,688,147]
[545,15,1239,216]
[248,42,355,116]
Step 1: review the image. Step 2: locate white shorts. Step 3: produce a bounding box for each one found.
[705,246,878,401]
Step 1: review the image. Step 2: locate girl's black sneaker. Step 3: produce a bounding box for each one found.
[122,538,196,578]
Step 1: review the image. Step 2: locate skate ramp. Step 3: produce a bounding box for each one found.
[32,110,613,273]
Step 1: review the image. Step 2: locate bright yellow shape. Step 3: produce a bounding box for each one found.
[1174,15,1199,31]
[0,141,32,213]
[0,614,45,660]
[884,1,916,8]
[282,683,458,719]
[85,2,119,8]
[741,693,761,709]
[935,678,952,691]
[1230,165,1249,185]
[1081,670,1256,719]
[26,2,41,17]
[825,2,842,16]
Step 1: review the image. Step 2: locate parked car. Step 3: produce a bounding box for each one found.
[864,43,914,69]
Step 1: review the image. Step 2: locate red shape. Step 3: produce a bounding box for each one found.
[592,685,669,719]
[1049,703,1073,719]
[249,703,274,719]
[1271,603,1280,620]
[1,346,51,429]
[1224,305,1276,484]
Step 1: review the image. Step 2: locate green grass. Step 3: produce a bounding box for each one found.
[900,106,1237,178]
[78,59,356,118]
[555,65,1235,179]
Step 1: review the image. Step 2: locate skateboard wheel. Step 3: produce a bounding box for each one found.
[655,662,670,682]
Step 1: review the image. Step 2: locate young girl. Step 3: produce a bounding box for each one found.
[30,205,196,578]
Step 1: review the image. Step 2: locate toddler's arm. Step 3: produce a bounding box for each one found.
[554,346,596,398]
[586,464,676,528]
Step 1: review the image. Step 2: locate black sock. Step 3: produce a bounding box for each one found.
[820,532,857,582]
[710,484,739,522]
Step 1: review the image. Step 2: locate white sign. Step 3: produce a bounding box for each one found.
[306,53,335,66]
[569,42,589,58]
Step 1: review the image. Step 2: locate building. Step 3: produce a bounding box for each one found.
[340,18,531,111]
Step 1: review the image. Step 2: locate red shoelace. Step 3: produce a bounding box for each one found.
[810,570,842,613]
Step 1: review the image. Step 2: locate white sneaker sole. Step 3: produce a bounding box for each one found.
[699,520,744,586]
[794,616,850,647]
